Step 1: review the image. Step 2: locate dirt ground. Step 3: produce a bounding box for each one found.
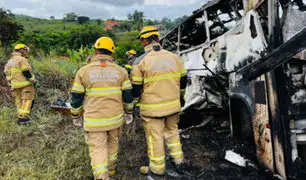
[115,113,275,180]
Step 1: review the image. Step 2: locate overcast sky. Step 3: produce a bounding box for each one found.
[0,0,208,20]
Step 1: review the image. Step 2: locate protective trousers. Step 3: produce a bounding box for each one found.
[12,85,35,119]
[85,128,120,180]
[142,114,184,175]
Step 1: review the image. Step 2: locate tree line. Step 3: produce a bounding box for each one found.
[0,8,188,64]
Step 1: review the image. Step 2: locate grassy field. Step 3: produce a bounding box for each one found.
[0,97,148,180]
[0,91,148,179]
[15,14,103,33]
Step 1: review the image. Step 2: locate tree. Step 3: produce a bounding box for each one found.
[113,32,144,65]
[17,25,113,55]
[97,19,102,25]
[63,12,78,21]
[146,19,155,26]
[161,17,174,29]
[127,10,144,30]
[0,8,23,48]
[116,21,132,32]
[50,16,55,20]
[77,16,90,24]
[127,13,133,21]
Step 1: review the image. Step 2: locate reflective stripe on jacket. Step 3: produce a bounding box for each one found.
[71,54,133,132]
[4,52,34,89]
[131,43,187,118]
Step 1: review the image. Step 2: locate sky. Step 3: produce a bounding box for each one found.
[0,0,208,20]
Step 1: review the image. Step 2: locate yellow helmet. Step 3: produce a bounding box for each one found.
[138,26,160,40]
[14,44,28,50]
[127,49,137,56]
[94,37,115,53]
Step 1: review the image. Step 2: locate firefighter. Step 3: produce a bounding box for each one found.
[4,44,38,125]
[70,37,134,180]
[123,49,137,75]
[126,49,137,66]
[131,26,188,178]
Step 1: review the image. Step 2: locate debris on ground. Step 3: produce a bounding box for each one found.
[178,114,273,180]
[181,134,190,140]
[220,121,229,127]
[225,150,248,167]
[179,115,213,134]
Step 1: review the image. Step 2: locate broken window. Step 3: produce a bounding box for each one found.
[206,2,242,40]
[161,0,244,53]
[162,28,179,52]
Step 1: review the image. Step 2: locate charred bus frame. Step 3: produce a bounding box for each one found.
[161,0,306,179]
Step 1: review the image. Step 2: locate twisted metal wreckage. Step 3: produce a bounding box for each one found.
[158,0,306,179]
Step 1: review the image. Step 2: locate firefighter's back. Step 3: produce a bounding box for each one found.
[76,59,127,131]
[135,47,185,117]
[4,52,32,89]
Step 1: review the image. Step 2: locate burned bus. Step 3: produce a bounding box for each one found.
[160,0,306,179]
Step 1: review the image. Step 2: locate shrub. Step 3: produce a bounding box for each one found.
[66,45,94,64]
[30,56,79,91]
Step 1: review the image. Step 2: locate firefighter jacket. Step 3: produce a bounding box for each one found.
[128,56,136,66]
[131,42,187,118]
[70,54,134,132]
[123,64,133,75]
[4,52,36,89]
[123,56,136,75]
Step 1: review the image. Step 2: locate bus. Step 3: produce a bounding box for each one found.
[160,0,306,179]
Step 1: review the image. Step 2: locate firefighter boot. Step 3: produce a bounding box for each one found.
[173,162,193,177]
[140,166,150,175]
[18,118,30,126]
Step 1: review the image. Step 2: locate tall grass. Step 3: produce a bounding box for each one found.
[66,45,94,64]
[0,103,92,179]
[30,55,79,91]
[0,103,147,179]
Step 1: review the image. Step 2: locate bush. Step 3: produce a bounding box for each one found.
[66,45,94,64]
[17,25,113,56]
[0,45,11,60]
[30,56,79,91]
[113,31,144,65]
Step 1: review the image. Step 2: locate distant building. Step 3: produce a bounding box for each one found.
[104,20,121,31]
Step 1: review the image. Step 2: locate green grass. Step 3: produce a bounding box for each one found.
[0,91,147,179]
[0,95,92,179]
[15,14,103,33]
[29,56,80,91]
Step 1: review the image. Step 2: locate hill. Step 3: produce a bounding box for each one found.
[14,14,103,33]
